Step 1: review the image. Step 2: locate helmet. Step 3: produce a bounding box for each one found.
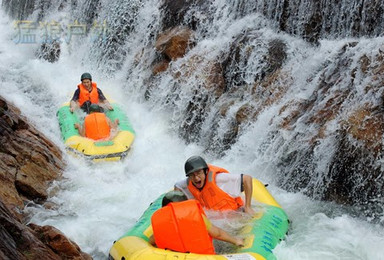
[162,190,187,207]
[80,72,92,81]
[184,156,208,176]
[89,104,102,113]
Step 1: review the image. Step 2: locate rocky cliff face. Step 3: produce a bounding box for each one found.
[147,23,384,220]
[0,96,91,259]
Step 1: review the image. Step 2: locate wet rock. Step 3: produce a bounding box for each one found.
[155,26,195,61]
[15,161,51,201]
[160,0,210,30]
[271,44,384,220]
[154,34,384,220]
[222,32,288,88]
[326,130,383,208]
[28,224,93,260]
[0,97,64,214]
[302,3,322,45]
[236,104,255,125]
[178,92,210,144]
[152,60,170,75]
[231,1,384,42]
[1,198,92,260]
[174,56,226,144]
[0,199,60,260]
[343,106,383,154]
[0,96,91,259]
[36,41,61,63]
[2,0,35,19]
[266,39,288,75]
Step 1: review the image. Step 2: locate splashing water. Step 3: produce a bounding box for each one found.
[1,1,384,259]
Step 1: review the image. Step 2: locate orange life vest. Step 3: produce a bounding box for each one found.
[151,200,215,255]
[84,112,110,140]
[77,82,99,106]
[188,164,244,211]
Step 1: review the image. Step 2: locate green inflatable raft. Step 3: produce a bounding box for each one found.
[57,102,135,161]
[109,179,289,260]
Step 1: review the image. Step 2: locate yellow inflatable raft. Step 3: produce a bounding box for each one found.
[109,179,289,260]
[57,102,135,161]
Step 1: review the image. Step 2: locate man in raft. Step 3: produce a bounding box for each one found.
[70,72,113,113]
[175,155,255,215]
[149,190,244,254]
[74,104,119,140]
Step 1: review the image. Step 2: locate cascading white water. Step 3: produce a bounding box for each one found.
[1,0,384,259]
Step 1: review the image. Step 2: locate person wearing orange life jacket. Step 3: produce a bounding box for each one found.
[174,156,256,215]
[70,72,113,113]
[74,104,119,140]
[149,190,244,254]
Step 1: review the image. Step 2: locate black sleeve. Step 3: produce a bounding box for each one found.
[240,174,244,192]
[97,88,106,101]
[71,89,80,101]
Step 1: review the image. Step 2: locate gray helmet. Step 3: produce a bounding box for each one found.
[162,190,187,207]
[89,104,102,113]
[184,156,208,176]
[81,72,92,81]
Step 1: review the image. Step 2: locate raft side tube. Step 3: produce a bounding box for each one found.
[109,179,290,260]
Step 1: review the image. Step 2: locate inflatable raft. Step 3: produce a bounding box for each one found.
[57,102,135,161]
[109,179,289,260]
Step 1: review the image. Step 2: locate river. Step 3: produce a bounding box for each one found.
[1,1,384,259]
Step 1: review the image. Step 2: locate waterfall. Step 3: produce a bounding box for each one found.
[1,0,384,259]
